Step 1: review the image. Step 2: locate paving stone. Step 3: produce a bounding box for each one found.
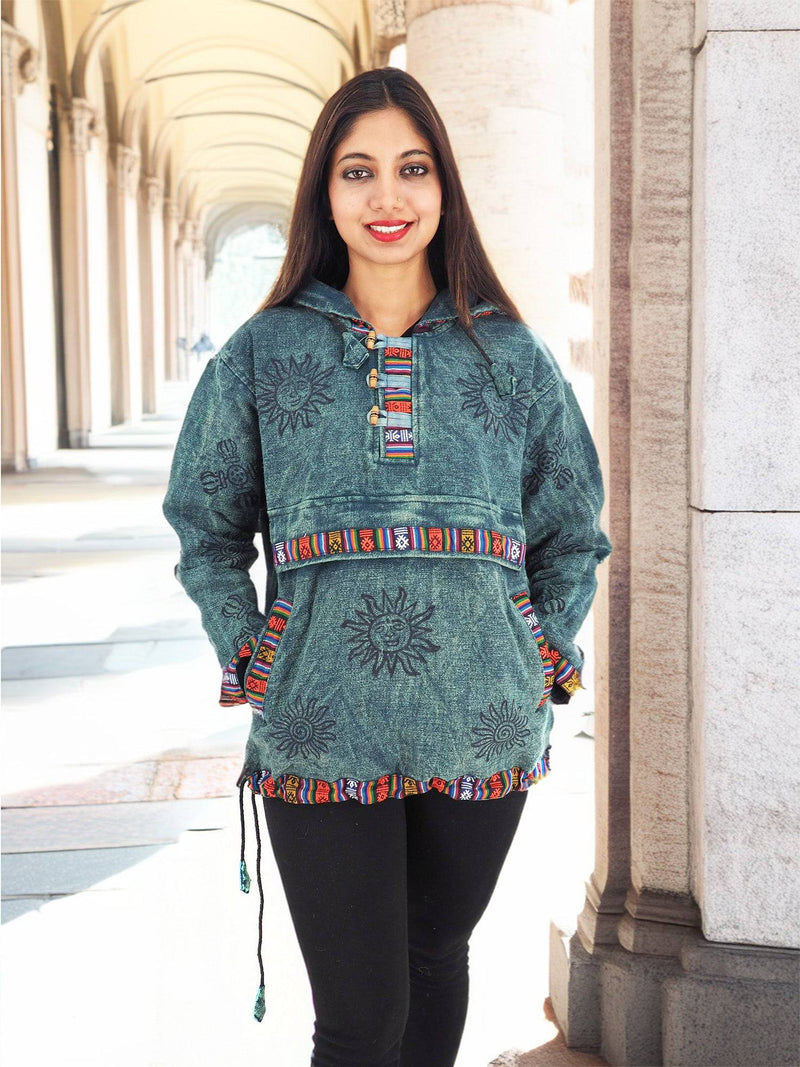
[1,798,231,853]
[149,760,184,801]
[1,897,49,923]
[2,643,113,679]
[2,761,159,807]
[175,756,241,799]
[2,844,165,901]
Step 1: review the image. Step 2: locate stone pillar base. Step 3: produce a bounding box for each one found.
[551,921,800,1066]
[67,428,91,449]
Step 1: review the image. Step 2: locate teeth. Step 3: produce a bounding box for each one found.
[369,223,408,233]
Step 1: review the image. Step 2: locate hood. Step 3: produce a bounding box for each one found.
[290,277,514,391]
[291,276,499,332]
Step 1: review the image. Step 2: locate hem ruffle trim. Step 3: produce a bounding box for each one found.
[239,753,550,805]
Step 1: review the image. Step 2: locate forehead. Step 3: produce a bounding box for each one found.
[336,108,431,155]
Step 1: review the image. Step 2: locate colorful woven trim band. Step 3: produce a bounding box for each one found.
[220,635,257,707]
[243,598,293,716]
[242,756,550,805]
[219,599,293,710]
[272,525,525,569]
[384,346,414,459]
[509,590,583,705]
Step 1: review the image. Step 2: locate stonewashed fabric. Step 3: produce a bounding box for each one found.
[163,278,611,806]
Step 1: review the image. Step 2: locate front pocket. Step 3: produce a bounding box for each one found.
[244,597,293,717]
[509,590,554,707]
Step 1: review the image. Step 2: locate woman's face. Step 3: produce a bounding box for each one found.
[327,107,443,279]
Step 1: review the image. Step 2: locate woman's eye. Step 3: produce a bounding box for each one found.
[403,164,428,177]
[343,168,371,180]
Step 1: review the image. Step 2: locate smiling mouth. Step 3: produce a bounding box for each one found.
[367,222,411,233]
[366,221,414,242]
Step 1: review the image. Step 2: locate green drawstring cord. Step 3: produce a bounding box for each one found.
[239,778,251,893]
[238,779,266,1021]
[251,789,267,1021]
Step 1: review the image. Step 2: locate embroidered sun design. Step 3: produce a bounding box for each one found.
[198,533,254,569]
[341,586,441,677]
[470,698,531,761]
[523,431,574,494]
[255,353,335,435]
[269,696,337,760]
[456,362,528,440]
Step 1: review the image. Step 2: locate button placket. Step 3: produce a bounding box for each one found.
[378,334,415,462]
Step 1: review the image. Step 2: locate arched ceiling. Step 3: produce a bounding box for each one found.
[53,0,374,250]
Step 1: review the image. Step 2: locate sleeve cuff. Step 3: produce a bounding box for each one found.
[545,648,583,704]
[219,636,258,707]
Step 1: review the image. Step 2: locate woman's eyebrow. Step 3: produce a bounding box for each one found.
[335,149,433,165]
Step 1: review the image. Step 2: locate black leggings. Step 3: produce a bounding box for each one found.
[261,787,528,1067]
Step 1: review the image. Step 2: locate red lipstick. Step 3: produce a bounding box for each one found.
[365,220,413,243]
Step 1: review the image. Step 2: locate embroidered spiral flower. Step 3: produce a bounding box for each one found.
[470,698,531,761]
[269,696,337,760]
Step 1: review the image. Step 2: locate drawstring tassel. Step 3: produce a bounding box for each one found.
[251,790,267,1022]
[254,984,266,1022]
[238,780,251,893]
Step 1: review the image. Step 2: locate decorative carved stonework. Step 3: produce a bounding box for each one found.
[68,99,97,155]
[370,0,406,65]
[192,237,205,257]
[179,219,198,244]
[371,0,406,38]
[145,176,163,214]
[405,0,553,19]
[116,145,140,196]
[1,23,39,96]
[164,198,181,223]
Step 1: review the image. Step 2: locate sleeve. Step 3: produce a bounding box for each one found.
[520,339,612,704]
[162,323,273,707]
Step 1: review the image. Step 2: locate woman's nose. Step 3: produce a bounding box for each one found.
[369,180,403,213]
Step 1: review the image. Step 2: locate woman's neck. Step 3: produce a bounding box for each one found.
[343,262,438,337]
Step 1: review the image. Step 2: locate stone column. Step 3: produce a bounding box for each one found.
[59,97,97,447]
[162,198,179,380]
[550,2,800,1064]
[671,7,800,1063]
[175,219,196,381]
[0,23,35,470]
[140,176,164,414]
[192,230,207,360]
[404,0,569,353]
[110,143,141,423]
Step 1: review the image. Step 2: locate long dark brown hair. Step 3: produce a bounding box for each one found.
[255,67,522,329]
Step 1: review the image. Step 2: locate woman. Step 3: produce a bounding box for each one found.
[163,67,610,1067]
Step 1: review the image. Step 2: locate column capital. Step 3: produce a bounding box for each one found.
[179,218,198,244]
[67,99,99,155]
[115,144,140,196]
[163,198,181,222]
[405,0,551,24]
[144,176,164,214]
[371,0,406,39]
[1,23,39,96]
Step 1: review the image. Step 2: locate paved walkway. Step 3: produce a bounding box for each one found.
[1,384,605,1067]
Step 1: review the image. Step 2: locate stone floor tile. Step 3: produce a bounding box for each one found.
[1,797,231,853]
[175,756,241,799]
[2,843,164,901]
[2,761,159,807]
